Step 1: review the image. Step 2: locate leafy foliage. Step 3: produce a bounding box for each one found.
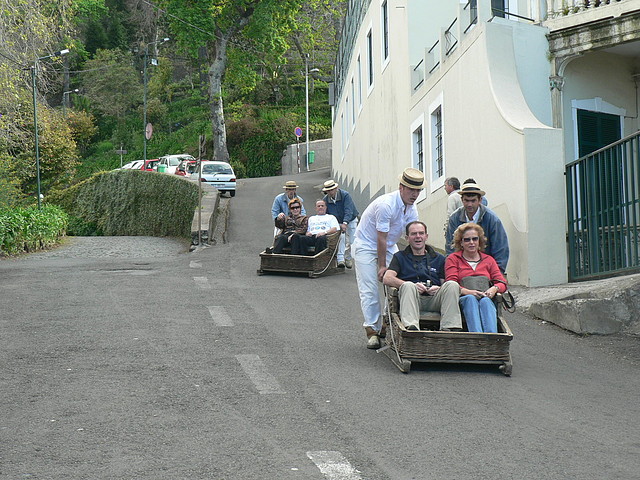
[48,169,199,237]
[0,204,68,255]
[82,49,143,118]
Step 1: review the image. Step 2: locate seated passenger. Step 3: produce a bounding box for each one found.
[272,198,308,254]
[291,199,339,256]
[445,222,507,333]
[382,221,463,331]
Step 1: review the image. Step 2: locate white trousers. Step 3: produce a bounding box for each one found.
[353,237,395,332]
[337,218,358,262]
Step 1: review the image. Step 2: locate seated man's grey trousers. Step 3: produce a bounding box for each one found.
[398,281,462,330]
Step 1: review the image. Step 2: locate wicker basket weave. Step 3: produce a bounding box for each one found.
[258,231,342,277]
[381,286,513,373]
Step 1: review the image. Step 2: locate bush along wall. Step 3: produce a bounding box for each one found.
[48,169,199,237]
[0,205,69,255]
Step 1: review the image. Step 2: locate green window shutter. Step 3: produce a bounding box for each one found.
[577,109,621,157]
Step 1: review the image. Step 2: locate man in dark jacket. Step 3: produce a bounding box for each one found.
[445,180,509,273]
[383,221,462,331]
[322,180,359,268]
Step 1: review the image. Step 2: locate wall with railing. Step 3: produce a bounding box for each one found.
[566,130,640,280]
[333,0,371,116]
[409,1,541,93]
[547,0,623,18]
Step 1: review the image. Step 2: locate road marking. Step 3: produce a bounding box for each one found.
[207,306,234,326]
[306,451,363,480]
[190,261,202,269]
[235,354,285,394]
[193,276,211,289]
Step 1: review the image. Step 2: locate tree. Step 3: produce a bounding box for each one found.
[162,0,302,163]
[81,49,143,118]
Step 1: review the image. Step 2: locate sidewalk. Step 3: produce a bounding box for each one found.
[510,273,640,335]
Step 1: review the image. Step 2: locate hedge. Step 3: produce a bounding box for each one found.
[48,169,199,237]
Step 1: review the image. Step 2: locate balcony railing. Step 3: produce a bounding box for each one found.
[566,130,640,280]
[548,0,622,18]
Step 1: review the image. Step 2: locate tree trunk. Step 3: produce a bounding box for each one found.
[208,29,235,163]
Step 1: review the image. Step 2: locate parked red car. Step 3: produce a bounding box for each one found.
[141,159,159,171]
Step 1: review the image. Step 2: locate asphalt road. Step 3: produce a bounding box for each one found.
[1,169,639,480]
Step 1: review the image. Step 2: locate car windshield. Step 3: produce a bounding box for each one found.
[202,164,232,175]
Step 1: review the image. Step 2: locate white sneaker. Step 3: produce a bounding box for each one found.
[366,335,380,349]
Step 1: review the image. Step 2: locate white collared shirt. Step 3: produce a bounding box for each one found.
[355,190,419,252]
[465,208,480,223]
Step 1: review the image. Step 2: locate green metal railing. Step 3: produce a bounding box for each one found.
[566,131,640,280]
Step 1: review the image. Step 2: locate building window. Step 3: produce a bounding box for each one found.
[430,105,444,183]
[357,55,363,110]
[350,79,356,128]
[381,0,389,64]
[340,112,346,159]
[345,96,350,141]
[366,29,374,89]
[413,126,424,172]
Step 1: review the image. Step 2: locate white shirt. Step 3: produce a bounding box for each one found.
[307,214,339,235]
[447,190,462,217]
[465,207,480,223]
[355,190,419,252]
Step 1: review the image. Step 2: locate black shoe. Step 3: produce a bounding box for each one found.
[265,247,273,254]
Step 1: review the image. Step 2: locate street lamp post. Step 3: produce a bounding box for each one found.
[62,88,79,117]
[143,38,169,162]
[304,54,320,172]
[31,48,69,209]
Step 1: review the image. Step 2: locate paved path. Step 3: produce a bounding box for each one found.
[1,170,639,479]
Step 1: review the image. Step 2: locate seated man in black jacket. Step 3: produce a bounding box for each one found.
[383,221,462,331]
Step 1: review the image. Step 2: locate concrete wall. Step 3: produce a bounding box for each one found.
[408,19,566,287]
[281,139,332,175]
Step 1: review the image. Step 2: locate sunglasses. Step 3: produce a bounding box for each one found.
[463,236,479,243]
[290,205,301,210]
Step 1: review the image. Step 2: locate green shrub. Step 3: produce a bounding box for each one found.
[48,169,199,237]
[0,204,68,255]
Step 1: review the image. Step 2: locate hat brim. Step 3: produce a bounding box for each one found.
[398,176,425,189]
[283,185,298,189]
[459,189,485,197]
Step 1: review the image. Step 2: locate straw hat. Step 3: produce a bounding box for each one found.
[283,180,299,189]
[322,180,339,193]
[458,180,486,197]
[398,168,425,189]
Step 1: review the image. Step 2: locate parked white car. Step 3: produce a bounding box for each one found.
[120,160,144,170]
[156,154,196,174]
[196,161,236,197]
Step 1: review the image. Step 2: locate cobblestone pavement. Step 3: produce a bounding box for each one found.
[17,236,191,260]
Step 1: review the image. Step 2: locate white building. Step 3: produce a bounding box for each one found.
[331,0,640,286]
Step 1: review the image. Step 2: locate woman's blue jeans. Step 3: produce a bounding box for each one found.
[460,295,498,333]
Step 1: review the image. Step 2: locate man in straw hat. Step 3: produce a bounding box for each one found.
[353,167,425,349]
[272,180,306,220]
[322,179,359,268]
[445,179,509,273]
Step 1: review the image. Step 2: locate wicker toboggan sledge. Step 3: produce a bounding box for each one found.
[378,286,513,375]
[257,231,344,278]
